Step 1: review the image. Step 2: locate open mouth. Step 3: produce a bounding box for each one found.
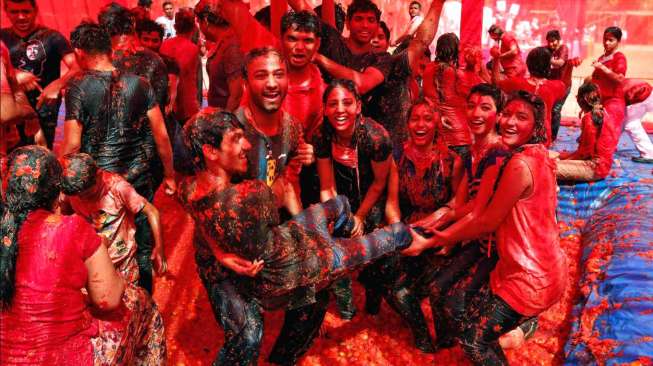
[469,119,486,128]
[262,91,280,101]
[413,130,428,137]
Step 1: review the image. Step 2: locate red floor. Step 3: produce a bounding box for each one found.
[152,190,584,365]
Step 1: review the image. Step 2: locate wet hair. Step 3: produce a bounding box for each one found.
[410,1,422,9]
[604,26,623,41]
[504,90,547,145]
[70,22,112,55]
[526,46,552,78]
[98,2,135,37]
[254,6,271,29]
[346,0,381,22]
[281,10,321,38]
[1,146,62,308]
[576,81,604,128]
[407,97,438,130]
[136,19,164,40]
[183,108,244,171]
[467,83,504,112]
[378,21,390,42]
[174,8,196,34]
[242,47,287,79]
[4,0,36,8]
[194,2,229,28]
[462,44,481,67]
[314,3,346,34]
[323,78,361,104]
[60,153,98,195]
[138,0,152,7]
[546,29,561,41]
[435,33,459,66]
[488,24,504,36]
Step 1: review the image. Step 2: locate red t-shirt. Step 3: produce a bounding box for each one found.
[499,32,526,78]
[160,36,200,120]
[592,51,627,100]
[496,77,566,146]
[426,63,471,146]
[561,111,618,178]
[490,145,566,316]
[283,64,326,140]
[549,44,573,89]
[0,211,101,365]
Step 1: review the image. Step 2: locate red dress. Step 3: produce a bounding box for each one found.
[490,145,566,316]
[562,111,618,179]
[592,51,627,129]
[0,211,101,365]
[496,77,566,146]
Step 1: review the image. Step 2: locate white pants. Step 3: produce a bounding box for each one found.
[625,93,653,158]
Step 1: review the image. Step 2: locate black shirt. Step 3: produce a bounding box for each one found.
[65,70,158,191]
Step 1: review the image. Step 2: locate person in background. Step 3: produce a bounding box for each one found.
[488,24,526,79]
[131,0,153,20]
[546,30,572,141]
[392,1,424,47]
[161,8,201,124]
[156,0,176,39]
[623,79,653,163]
[194,1,244,111]
[1,0,80,149]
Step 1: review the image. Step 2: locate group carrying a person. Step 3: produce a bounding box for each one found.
[2,0,652,365]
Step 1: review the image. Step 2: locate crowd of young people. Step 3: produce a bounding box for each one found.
[1,0,651,365]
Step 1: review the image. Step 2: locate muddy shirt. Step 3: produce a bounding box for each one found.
[65,70,157,190]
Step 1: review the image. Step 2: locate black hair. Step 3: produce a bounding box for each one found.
[174,8,196,34]
[435,32,459,65]
[183,108,244,171]
[70,22,112,55]
[410,1,422,9]
[195,3,229,28]
[242,47,287,79]
[60,153,98,195]
[504,90,547,145]
[546,29,561,41]
[467,83,504,112]
[604,26,623,42]
[488,24,503,36]
[254,6,271,30]
[136,19,164,39]
[577,81,604,128]
[314,3,346,34]
[138,0,152,7]
[281,10,321,38]
[1,146,62,309]
[162,0,173,9]
[98,2,135,37]
[323,78,361,104]
[346,0,381,22]
[4,0,36,8]
[378,21,390,42]
[526,46,552,78]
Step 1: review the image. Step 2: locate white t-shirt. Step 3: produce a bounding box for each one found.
[156,16,176,39]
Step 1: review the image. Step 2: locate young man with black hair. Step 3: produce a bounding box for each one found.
[393,1,424,47]
[156,0,176,39]
[97,3,172,293]
[546,29,572,140]
[1,0,80,148]
[194,1,245,111]
[161,8,201,123]
[488,24,526,79]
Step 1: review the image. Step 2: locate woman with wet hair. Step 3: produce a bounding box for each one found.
[0,146,165,365]
[404,91,566,365]
[554,82,618,181]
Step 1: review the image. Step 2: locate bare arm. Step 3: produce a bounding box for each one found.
[85,239,125,311]
[37,53,80,108]
[499,44,519,59]
[406,1,445,71]
[356,157,391,221]
[384,159,401,224]
[314,53,384,95]
[287,0,316,13]
[226,76,244,112]
[141,202,167,274]
[146,107,176,193]
[1,91,35,124]
[316,157,338,202]
[166,73,178,116]
[60,119,83,156]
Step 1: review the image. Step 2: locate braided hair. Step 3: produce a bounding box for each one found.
[1,146,62,309]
